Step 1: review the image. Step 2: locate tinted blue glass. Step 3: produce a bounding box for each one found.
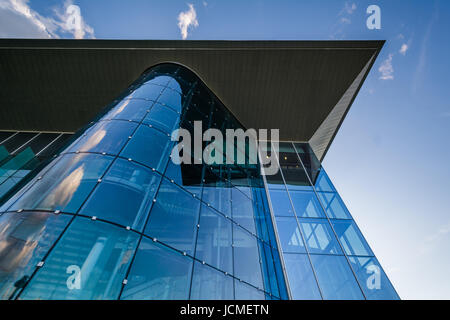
[121,238,192,300]
[195,204,232,274]
[164,162,203,198]
[332,220,373,256]
[120,125,172,172]
[104,99,153,122]
[80,159,161,231]
[0,211,71,300]
[234,280,265,300]
[349,256,399,300]
[158,88,183,112]
[190,261,234,300]
[142,75,172,87]
[299,219,342,255]
[283,253,321,300]
[317,192,352,219]
[20,217,139,300]
[290,190,325,218]
[310,254,364,300]
[143,103,180,134]
[233,225,264,289]
[232,188,256,234]
[314,170,336,193]
[268,189,295,217]
[66,120,137,155]
[126,84,163,100]
[145,179,200,255]
[202,184,231,216]
[11,154,112,213]
[275,217,306,253]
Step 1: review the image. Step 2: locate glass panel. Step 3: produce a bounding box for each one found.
[195,204,232,274]
[143,103,180,134]
[232,188,256,234]
[283,253,321,300]
[274,217,306,253]
[164,162,203,198]
[126,84,163,100]
[310,254,364,300]
[317,192,352,219]
[66,121,137,155]
[158,88,183,112]
[79,159,161,231]
[0,133,36,154]
[299,219,342,255]
[144,179,200,255]
[142,75,172,87]
[332,220,373,256]
[268,189,295,217]
[314,170,336,193]
[234,280,265,300]
[290,190,325,218]
[105,99,153,122]
[120,125,172,172]
[0,211,71,300]
[348,256,399,300]
[20,217,139,300]
[190,261,234,300]
[121,238,192,300]
[233,225,263,289]
[11,154,112,213]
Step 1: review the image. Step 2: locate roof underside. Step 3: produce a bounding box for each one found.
[0,39,383,161]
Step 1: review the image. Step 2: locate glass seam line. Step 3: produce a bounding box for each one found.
[270,141,325,300]
[14,79,166,300]
[292,142,367,300]
[0,132,19,145]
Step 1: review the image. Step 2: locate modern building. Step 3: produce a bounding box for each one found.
[0,39,399,300]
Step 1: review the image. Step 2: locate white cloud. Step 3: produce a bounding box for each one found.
[340,17,351,24]
[399,43,409,55]
[379,53,394,80]
[53,0,94,39]
[0,0,94,39]
[202,1,208,7]
[340,2,357,15]
[177,3,198,40]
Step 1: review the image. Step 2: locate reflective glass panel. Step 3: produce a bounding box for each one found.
[289,190,325,218]
[332,220,373,256]
[299,219,342,255]
[310,254,364,300]
[232,188,256,234]
[283,253,321,300]
[80,159,161,231]
[190,261,234,300]
[317,192,352,219]
[158,88,183,112]
[145,179,200,255]
[274,217,306,253]
[126,84,163,100]
[20,217,139,300]
[121,238,192,300]
[0,211,71,300]
[105,99,153,122]
[234,280,265,300]
[11,154,112,213]
[268,189,294,217]
[143,103,180,134]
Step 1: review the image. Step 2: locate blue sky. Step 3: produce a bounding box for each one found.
[1,0,449,299]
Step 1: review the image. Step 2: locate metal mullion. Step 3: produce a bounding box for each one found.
[10,133,41,155]
[0,131,19,145]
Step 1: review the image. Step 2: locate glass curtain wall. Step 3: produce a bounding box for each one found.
[0,64,287,300]
[264,142,399,300]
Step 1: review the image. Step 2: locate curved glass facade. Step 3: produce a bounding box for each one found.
[0,64,287,300]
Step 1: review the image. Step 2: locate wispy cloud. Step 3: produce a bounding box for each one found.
[379,54,394,80]
[419,223,450,255]
[0,0,94,39]
[341,1,357,15]
[177,3,198,40]
[399,43,409,55]
[330,2,357,39]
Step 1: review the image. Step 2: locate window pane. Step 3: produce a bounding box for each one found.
[126,84,163,100]
[66,121,137,155]
[232,188,256,234]
[120,125,172,172]
[290,190,325,218]
[158,88,183,112]
[105,99,153,122]
[144,179,200,255]
[268,189,295,217]
[234,280,265,300]
[142,75,172,87]
[310,254,364,300]
[314,170,335,193]
[233,225,263,289]
[195,204,232,274]
[349,256,399,300]
[164,162,203,198]
[299,219,342,255]
[317,192,352,219]
[143,103,180,134]
[121,238,192,300]
[20,217,139,300]
[80,159,161,231]
[332,220,373,256]
[190,261,234,300]
[0,211,71,300]
[275,217,306,253]
[11,154,112,213]
[284,253,321,300]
